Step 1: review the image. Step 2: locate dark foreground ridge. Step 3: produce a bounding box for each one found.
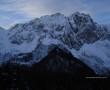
[0,46,109,90]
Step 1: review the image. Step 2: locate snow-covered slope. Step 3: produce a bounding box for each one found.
[74,40,110,75]
[0,12,110,75]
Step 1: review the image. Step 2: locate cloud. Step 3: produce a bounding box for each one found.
[0,0,110,29]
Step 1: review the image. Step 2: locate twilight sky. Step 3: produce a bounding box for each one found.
[0,0,110,29]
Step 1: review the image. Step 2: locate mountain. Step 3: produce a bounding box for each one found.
[31,45,95,76]
[2,45,95,76]
[0,45,96,89]
[0,12,110,75]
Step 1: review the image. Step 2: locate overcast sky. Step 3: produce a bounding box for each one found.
[0,0,110,29]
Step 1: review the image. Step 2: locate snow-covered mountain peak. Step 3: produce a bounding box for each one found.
[0,12,110,75]
[39,13,66,27]
[70,12,94,25]
[7,12,109,50]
